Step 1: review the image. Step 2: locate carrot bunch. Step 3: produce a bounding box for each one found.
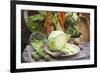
[57,12,65,31]
[44,12,54,35]
[44,12,65,35]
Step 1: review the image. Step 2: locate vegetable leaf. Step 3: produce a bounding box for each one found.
[27,16,43,32]
[51,13,63,31]
[65,12,80,37]
[38,11,47,16]
[30,14,44,21]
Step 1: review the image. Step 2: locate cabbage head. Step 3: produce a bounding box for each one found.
[48,31,70,52]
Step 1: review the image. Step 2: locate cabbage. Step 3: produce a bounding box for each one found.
[48,31,70,52]
[61,43,76,55]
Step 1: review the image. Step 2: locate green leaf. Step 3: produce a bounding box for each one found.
[38,11,47,16]
[30,14,44,21]
[65,12,80,37]
[51,14,63,31]
[27,16,43,32]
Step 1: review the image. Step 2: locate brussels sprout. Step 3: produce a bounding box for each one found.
[32,52,40,61]
[44,54,50,61]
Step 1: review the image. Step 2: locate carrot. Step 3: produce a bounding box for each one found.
[57,12,65,31]
[44,12,54,35]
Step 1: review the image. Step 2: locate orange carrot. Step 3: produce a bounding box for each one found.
[57,12,65,31]
[44,12,54,35]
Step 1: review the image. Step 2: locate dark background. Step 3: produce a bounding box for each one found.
[21,10,31,62]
